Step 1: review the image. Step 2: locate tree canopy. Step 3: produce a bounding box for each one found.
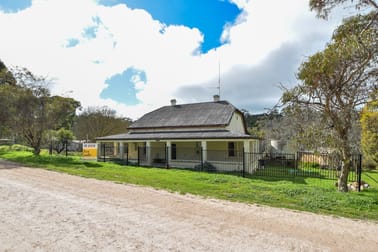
[0,59,16,86]
[73,106,132,142]
[361,90,378,168]
[281,13,377,191]
[310,0,378,19]
[0,66,81,155]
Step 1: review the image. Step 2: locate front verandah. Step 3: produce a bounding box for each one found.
[97,139,260,173]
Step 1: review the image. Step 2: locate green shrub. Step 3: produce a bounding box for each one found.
[10,144,33,152]
[0,145,11,152]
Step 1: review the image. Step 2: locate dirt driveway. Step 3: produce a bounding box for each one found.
[0,160,377,251]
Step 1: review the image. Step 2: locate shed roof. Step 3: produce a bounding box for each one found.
[129,101,238,129]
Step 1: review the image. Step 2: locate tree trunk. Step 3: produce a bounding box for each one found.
[337,137,352,192]
[33,147,41,156]
[337,159,350,192]
[32,137,42,156]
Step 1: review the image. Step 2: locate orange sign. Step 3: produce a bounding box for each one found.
[83,143,97,157]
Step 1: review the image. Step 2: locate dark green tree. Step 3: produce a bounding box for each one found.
[0,59,17,138]
[46,128,75,154]
[0,59,16,86]
[6,67,81,155]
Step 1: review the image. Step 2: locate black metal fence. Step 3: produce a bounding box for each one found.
[98,144,362,183]
[252,152,361,183]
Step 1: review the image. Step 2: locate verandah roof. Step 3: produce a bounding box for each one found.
[96,130,256,141]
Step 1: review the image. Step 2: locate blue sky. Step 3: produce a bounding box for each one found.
[0,0,345,119]
[99,0,240,53]
[101,67,146,105]
[0,0,31,12]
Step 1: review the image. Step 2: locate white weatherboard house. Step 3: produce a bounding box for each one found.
[96,96,261,173]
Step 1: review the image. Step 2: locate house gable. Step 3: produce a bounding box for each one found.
[226,111,248,134]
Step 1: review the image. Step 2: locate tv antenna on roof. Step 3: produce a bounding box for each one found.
[217,58,221,98]
[211,49,221,99]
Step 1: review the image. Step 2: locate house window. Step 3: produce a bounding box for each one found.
[228,142,235,157]
[171,144,177,160]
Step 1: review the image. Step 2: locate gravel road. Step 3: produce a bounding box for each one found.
[0,160,377,251]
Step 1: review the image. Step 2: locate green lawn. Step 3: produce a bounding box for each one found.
[1,147,377,221]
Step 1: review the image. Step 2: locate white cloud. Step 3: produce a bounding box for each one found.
[0,0,344,119]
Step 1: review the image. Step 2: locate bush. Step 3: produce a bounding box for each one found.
[0,145,11,152]
[363,158,377,170]
[10,144,33,152]
[299,161,320,169]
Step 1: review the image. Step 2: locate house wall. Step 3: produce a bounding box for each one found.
[250,140,260,153]
[127,142,145,160]
[172,142,201,161]
[150,142,166,161]
[226,112,245,134]
[207,141,243,161]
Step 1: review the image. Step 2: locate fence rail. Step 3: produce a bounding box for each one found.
[97,144,362,183]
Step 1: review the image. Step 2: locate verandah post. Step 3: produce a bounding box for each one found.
[165,145,169,169]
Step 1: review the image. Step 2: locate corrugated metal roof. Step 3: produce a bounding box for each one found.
[129,101,236,129]
[96,130,255,141]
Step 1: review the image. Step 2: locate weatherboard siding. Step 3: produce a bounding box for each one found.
[226,112,246,134]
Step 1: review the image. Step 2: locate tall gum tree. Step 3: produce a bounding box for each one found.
[310,0,378,19]
[10,68,81,155]
[281,13,378,192]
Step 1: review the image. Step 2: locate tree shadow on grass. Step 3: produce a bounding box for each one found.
[82,161,102,168]
[364,172,378,184]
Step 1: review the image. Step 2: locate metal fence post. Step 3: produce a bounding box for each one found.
[137,146,140,167]
[65,140,68,157]
[357,154,362,192]
[200,147,203,171]
[242,148,245,177]
[126,145,129,165]
[103,143,106,162]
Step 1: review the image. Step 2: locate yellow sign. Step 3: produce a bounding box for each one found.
[83,143,97,157]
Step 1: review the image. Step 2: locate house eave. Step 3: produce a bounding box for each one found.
[96,130,258,142]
